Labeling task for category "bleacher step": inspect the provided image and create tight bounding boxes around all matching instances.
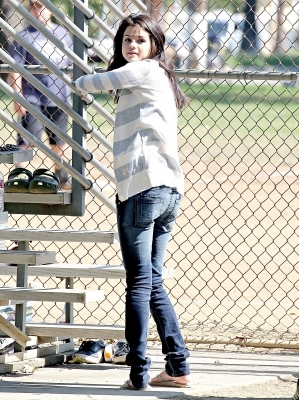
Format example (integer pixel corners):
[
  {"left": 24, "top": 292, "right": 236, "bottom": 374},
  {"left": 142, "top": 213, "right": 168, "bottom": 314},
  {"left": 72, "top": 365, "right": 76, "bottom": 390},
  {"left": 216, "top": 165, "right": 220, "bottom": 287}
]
[
  {"left": 0, "top": 314, "right": 31, "bottom": 348},
  {"left": 4, "top": 192, "right": 72, "bottom": 205},
  {"left": 0, "top": 342, "right": 74, "bottom": 366},
  {"left": 0, "top": 211, "right": 8, "bottom": 224},
  {"left": 0, "top": 263, "right": 174, "bottom": 280},
  {"left": 0, "top": 250, "right": 55, "bottom": 265},
  {"left": 0, "top": 228, "right": 118, "bottom": 243},
  {"left": 25, "top": 323, "right": 125, "bottom": 340},
  {"left": 0, "top": 287, "right": 104, "bottom": 303},
  {"left": 0, "top": 149, "right": 33, "bottom": 164}
]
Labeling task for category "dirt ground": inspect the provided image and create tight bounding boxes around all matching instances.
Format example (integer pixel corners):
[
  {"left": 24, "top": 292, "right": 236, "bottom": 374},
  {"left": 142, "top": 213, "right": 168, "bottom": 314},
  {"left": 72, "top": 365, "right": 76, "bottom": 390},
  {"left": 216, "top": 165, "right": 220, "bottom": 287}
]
[
  {"left": 166, "top": 378, "right": 296, "bottom": 399},
  {"left": 205, "top": 378, "right": 296, "bottom": 399}
]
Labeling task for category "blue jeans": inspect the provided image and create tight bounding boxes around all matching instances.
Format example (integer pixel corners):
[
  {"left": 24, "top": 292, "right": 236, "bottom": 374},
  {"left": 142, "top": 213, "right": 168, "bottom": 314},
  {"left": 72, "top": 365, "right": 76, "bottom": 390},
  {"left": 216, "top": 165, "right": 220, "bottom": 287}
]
[{"left": 116, "top": 186, "right": 190, "bottom": 388}]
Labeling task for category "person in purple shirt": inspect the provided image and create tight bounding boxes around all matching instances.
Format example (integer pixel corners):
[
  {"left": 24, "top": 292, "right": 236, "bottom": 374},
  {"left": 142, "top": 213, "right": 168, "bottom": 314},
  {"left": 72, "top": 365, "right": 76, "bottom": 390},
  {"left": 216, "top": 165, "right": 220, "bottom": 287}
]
[{"left": 9, "top": 0, "right": 72, "bottom": 189}]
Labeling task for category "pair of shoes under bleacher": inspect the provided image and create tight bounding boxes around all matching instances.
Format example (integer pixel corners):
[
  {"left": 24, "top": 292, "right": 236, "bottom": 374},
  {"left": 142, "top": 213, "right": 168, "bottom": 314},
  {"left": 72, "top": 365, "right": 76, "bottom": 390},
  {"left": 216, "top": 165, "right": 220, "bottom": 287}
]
[
  {"left": 4, "top": 167, "right": 64, "bottom": 194},
  {"left": 69, "top": 339, "right": 129, "bottom": 365}
]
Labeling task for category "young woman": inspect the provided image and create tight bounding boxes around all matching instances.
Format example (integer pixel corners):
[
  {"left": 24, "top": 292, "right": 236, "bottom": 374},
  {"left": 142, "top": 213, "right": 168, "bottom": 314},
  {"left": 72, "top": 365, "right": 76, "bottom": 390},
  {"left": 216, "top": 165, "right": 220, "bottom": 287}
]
[{"left": 75, "top": 13, "right": 191, "bottom": 391}]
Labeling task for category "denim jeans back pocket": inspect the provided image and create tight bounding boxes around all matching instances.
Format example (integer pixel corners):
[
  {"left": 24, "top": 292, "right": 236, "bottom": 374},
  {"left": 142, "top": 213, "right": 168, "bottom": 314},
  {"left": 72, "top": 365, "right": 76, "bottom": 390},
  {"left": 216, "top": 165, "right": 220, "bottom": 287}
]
[
  {"left": 134, "top": 196, "right": 163, "bottom": 228},
  {"left": 162, "top": 198, "right": 181, "bottom": 231}
]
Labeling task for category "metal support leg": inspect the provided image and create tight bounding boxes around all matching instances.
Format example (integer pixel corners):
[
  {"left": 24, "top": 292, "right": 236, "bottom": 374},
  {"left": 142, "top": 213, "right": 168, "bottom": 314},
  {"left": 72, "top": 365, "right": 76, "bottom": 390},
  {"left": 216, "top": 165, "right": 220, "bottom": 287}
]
[
  {"left": 65, "top": 277, "right": 74, "bottom": 324},
  {"left": 65, "top": 277, "right": 74, "bottom": 345},
  {"left": 14, "top": 240, "right": 29, "bottom": 352}
]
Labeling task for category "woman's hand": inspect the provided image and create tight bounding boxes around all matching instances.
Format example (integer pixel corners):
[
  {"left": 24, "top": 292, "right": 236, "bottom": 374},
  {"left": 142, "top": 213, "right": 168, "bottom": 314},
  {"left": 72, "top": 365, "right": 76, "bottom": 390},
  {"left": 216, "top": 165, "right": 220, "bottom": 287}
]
[{"left": 73, "top": 80, "right": 87, "bottom": 101}]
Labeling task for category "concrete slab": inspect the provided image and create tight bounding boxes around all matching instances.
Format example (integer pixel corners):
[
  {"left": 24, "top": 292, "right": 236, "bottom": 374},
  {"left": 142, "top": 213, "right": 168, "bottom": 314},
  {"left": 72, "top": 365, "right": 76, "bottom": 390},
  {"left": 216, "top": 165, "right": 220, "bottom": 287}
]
[{"left": 0, "top": 346, "right": 298, "bottom": 399}]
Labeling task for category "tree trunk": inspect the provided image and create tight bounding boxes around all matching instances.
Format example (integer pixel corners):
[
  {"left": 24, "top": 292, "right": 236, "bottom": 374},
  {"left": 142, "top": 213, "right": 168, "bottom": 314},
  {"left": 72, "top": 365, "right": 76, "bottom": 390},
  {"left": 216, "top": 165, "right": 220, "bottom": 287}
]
[
  {"left": 241, "top": 0, "right": 258, "bottom": 53},
  {"left": 275, "top": 0, "right": 286, "bottom": 52},
  {"left": 187, "top": 0, "right": 208, "bottom": 69}
]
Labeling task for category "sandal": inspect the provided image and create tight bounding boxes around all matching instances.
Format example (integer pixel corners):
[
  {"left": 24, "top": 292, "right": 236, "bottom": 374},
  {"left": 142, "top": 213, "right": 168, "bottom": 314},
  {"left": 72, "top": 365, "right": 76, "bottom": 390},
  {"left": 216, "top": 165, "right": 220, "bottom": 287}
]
[
  {"left": 4, "top": 168, "right": 33, "bottom": 193},
  {"left": 149, "top": 372, "right": 192, "bottom": 388},
  {"left": 121, "top": 380, "right": 151, "bottom": 391},
  {"left": 28, "top": 169, "right": 59, "bottom": 194},
  {"left": 0, "top": 144, "right": 19, "bottom": 152}
]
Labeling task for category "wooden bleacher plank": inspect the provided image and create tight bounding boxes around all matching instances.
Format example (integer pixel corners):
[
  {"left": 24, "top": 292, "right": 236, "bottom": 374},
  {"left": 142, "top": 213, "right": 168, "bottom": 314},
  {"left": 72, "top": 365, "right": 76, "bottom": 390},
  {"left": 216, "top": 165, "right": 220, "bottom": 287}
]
[
  {"left": 0, "top": 264, "right": 175, "bottom": 279},
  {"left": 0, "top": 341, "right": 74, "bottom": 364},
  {"left": 0, "top": 287, "right": 104, "bottom": 303},
  {"left": 0, "top": 314, "right": 31, "bottom": 348},
  {"left": 0, "top": 228, "right": 118, "bottom": 243},
  {"left": 30, "top": 264, "right": 126, "bottom": 279},
  {"left": 0, "top": 149, "right": 33, "bottom": 164},
  {"left": 4, "top": 192, "right": 71, "bottom": 205},
  {"left": 0, "top": 250, "right": 55, "bottom": 265},
  {"left": 26, "top": 323, "right": 125, "bottom": 340},
  {"left": 0, "top": 211, "right": 8, "bottom": 224},
  {"left": 161, "top": 267, "right": 175, "bottom": 280}
]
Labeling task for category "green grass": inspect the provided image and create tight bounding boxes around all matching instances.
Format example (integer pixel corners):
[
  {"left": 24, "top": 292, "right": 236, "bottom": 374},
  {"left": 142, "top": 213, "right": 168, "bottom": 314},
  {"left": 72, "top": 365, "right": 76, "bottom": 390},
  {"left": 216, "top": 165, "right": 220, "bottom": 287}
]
[
  {"left": 1, "top": 79, "right": 299, "bottom": 153},
  {"left": 79, "top": 81, "right": 299, "bottom": 161},
  {"left": 224, "top": 49, "right": 299, "bottom": 69},
  {"left": 178, "top": 81, "right": 299, "bottom": 145}
]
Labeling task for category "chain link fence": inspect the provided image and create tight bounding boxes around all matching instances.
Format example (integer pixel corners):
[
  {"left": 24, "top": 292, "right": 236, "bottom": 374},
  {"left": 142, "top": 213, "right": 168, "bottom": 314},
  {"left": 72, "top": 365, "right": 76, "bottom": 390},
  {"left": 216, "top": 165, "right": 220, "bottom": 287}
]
[{"left": 0, "top": 0, "right": 299, "bottom": 350}]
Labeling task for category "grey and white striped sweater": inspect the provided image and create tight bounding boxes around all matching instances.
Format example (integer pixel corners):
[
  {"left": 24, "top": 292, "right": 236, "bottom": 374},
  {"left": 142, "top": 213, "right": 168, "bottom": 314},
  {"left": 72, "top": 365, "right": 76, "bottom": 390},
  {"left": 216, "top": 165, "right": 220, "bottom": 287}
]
[{"left": 75, "top": 59, "right": 184, "bottom": 201}]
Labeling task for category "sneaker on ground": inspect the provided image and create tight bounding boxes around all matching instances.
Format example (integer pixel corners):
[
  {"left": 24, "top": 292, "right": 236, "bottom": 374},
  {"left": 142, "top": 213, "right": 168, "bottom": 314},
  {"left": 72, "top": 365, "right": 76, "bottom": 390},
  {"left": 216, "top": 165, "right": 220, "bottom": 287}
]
[
  {"left": 69, "top": 339, "right": 106, "bottom": 364},
  {"left": 112, "top": 339, "right": 129, "bottom": 364},
  {"left": 104, "top": 343, "right": 113, "bottom": 362},
  {"left": 0, "top": 338, "right": 14, "bottom": 355}
]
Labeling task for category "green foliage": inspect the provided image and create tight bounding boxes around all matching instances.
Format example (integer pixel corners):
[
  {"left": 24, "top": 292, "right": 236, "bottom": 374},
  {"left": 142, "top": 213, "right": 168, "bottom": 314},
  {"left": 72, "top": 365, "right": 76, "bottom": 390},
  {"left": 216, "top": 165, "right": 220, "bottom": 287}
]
[
  {"left": 209, "top": 0, "right": 244, "bottom": 12},
  {"left": 178, "top": 81, "right": 299, "bottom": 147},
  {"left": 234, "top": 50, "right": 299, "bottom": 69},
  {"left": 79, "top": 80, "right": 299, "bottom": 153}
]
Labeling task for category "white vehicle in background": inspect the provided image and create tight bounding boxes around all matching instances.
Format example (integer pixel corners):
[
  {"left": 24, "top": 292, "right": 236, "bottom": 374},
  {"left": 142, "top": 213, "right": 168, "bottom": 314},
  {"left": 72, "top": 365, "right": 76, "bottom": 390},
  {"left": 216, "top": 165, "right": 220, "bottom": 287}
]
[
  {"left": 206, "top": 8, "right": 277, "bottom": 63},
  {"left": 162, "top": 6, "right": 245, "bottom": 70},
  {"left": 207, "top": 9, "right": 244, "bottom": 55},
  {"left": 206, "top": 9, "right": 244, "bottom": 68}
]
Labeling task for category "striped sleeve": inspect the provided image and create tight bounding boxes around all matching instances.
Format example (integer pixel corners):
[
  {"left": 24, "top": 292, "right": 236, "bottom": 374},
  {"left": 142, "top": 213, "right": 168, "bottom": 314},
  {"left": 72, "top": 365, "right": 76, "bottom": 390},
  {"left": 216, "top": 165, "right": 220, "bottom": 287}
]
[{"left": 75, "top": 60, "right": 151, "bottom": 95}]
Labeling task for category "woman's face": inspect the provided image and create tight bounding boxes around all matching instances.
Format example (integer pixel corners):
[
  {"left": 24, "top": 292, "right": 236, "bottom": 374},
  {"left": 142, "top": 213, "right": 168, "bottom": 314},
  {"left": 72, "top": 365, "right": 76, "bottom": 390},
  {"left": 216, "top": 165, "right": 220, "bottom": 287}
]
[{"left": 122, "top": 25, "right": 152, "bottom": 63}]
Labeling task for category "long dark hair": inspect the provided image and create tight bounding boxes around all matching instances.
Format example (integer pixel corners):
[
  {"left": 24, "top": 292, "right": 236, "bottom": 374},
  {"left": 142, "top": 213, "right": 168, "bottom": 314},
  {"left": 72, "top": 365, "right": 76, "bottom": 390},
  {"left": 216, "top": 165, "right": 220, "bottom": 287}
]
[{"left": 107, "top": 13, "right": 189, "bottom": 109}]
